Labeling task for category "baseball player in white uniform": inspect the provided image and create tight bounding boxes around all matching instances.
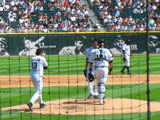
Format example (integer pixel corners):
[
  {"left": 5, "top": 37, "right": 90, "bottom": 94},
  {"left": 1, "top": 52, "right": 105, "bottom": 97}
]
[
  {"left": 84, "top": 38, "right": 99, "bottom": 99},
  {"left": 27, "top": 49, "right": 48, "bottom": 111},
  {"left": 120, "top": 40, "right": 132, "bottom": 75},
  {"left": 88, "top": 39, "right": 113, "bottom": 105}
]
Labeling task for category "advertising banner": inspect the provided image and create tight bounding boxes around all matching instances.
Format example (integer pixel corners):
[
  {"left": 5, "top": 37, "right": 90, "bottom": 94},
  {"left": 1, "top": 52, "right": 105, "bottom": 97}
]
[{"left": 0, "top": 33, "right": 160, "bottom": 56}]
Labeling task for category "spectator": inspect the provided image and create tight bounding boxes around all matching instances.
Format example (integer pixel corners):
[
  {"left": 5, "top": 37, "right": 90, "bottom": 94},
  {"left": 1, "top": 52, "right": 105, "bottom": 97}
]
[
  {"left": 0, "top": 0, "right": 160, "bottom": 32},
  {"left": 88, "top": 0, "right": 160, "bottom": 31}
]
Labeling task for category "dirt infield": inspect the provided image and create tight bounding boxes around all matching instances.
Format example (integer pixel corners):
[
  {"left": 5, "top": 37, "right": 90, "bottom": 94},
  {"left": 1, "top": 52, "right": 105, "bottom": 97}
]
[
  {"left": 0, "top": 75, "right": 160, "bottom": 88},
  {"left": 1, "top": 75, "right": 160, "bottom": 115},
  {"left": 2, "top": 98, "right": 160, "bottom": 115}
]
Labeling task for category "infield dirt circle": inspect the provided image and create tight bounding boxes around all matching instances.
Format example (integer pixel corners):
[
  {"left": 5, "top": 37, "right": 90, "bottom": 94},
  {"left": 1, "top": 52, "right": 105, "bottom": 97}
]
[{"left": 1, "top": 75, "right": 160, "bottom": 115}]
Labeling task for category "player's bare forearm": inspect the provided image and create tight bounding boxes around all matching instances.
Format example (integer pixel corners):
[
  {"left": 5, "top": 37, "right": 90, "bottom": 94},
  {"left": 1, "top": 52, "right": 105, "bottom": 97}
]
[
  {"left": 84, "top": 58, "right": 88, "bottom": 79},
  {"left": 85, "top": 58, "right": 88, "bottom": 70},
  {"left": 109, "top": 61, "right": 113, "bottom": 75},
  {"left": 89, "top": 63, "right": 93, "bottom": 71},
  {"left": 122, "top": 50, "right": 125, "bottom": 57}
]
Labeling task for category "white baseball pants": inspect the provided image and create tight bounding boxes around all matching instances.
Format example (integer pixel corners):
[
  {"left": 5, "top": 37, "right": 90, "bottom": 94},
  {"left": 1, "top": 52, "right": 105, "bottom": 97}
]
[
  {"left": 87, "top": 68, "right": 99, "bottom": 96},
  {"left": 94, "top": 67, "right": 108, "bottom": 103},
  {"left": 30, "top": 75, "right": 43, "bottom": 104},
  {"left": 125, "top": 55, "right": 130, "bottom": 67}
]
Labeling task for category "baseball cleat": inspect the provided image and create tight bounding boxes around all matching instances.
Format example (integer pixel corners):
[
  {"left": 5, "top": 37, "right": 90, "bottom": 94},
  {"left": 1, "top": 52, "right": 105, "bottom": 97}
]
[
  {"left": 27, "top": 102, "right": 33, "bottom": 111},
  {"left": 87, "top": 94, "right": 94, "bottom": 99},
  {"left": 100, "top": 100, "right": 105, "bottom": 105},
  {"left": 120, "top": 70, "right": 124, "bottom": 75},
  {"left": 128, "top": 73, "right": 132, "bottom": 75},
  {"left": 94, "top": 95, "right": 99, "bottom": 99},
  {"left": 40, "top": 103, "right": 47, "bottom": 108}
]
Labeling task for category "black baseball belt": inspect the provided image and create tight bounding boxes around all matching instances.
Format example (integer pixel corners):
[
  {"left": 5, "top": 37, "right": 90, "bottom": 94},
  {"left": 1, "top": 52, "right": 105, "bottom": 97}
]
[{"left": 94, "top": 66, "right": 108, "bottom": 68}]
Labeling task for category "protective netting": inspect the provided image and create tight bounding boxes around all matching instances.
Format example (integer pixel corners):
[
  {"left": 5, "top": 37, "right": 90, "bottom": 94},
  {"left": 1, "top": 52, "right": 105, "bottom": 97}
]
[{"left": 0, "top": 32, "right": 160, "bottom": 120}]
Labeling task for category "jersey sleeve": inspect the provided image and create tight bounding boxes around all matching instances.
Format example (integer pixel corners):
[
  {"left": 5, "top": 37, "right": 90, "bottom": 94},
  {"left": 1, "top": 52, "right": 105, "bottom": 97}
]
[
  {"left": 122, "top": 44, "right": 126, "bottom": 51},
  {"left": 88, "top": 50, "right": 95, "bottom": 63},
  {"left": 107, "top": 49, "right": 113, "bottom": 62},
  {"left": 42, "top": 57, "right": 48, "bottom": 67},
  {"left": 85, "top": 48, "right": 89, "bottom": 58}
]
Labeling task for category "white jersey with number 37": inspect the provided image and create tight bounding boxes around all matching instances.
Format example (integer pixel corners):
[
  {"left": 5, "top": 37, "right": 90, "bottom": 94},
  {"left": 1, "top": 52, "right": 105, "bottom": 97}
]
[
  {"left": 31, "top": 56, "right": 48, "bottom": 77},
  {"left": 89, "top": 48, "right": 113, "bottom": 67}
]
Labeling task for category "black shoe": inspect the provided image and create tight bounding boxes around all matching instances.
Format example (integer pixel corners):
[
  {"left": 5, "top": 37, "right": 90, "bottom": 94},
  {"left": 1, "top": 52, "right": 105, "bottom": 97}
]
[
  {"left": 94, "top": 95, "right": 99, "bottom": 99},
  {"left": 128, "top": 73, "right": 132, "bottom": 75},
  {"left": 120, "top": 70, "right": 124, "bottom": 74},
  {"left": 100, "top": 97, "right": 105, "bottom": 105},
  {"left": 27, "top": 102, "right": 33, "bottom": 111},
  {"left": 87, "top": 94, "right": 94, "bottom": 99},
  {"left": 40, "top": 103, "right": 47, "bottom": 108}
]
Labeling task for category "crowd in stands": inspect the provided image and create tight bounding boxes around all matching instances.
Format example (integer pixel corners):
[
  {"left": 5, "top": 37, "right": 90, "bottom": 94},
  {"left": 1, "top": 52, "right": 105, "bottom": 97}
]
[
  {"left": 0, "top": 0, "right": 94, "bottom": 33},
  {"left": 0, "top": 0, "right": 160, "bottom": 32},
  {"left": 88, "top": 0, "right": 160, "bottom": 31}
]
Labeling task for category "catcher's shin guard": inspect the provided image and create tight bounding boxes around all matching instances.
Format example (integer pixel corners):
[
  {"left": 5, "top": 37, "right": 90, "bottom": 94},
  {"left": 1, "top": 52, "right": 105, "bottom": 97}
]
[{"left": 99, "top": 83, "right": 105, "bottom": 104}]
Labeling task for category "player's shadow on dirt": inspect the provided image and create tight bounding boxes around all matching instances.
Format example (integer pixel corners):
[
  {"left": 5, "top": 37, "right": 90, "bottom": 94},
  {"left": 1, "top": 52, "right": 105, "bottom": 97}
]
[
  {"left": 6, "top": 107, "right": 40, "bottom": 113},
  {"left": 63, "top": 100, "right": 99, "bottom": 105}
]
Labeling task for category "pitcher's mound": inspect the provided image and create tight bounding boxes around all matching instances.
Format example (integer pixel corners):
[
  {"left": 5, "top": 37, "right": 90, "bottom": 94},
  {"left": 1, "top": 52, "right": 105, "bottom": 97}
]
[{"left": 2, "top": 98, "right": 160, "bottom": 115}]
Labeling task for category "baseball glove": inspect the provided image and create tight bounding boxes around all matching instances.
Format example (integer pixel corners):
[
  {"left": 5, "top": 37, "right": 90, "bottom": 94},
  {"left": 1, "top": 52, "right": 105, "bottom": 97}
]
[
  {"left": 83, "top": 69, "right": 87, "bottom": 78},
  {"left": 88, "top": 73, "right": 95, "bottom": 82}
]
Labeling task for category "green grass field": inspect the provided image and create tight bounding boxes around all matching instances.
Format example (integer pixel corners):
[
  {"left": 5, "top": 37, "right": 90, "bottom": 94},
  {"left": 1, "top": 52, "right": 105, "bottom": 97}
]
[
  {"left": 1, "top": 84, "right": 160, "bottom": 120},
  {"left": 0, "top": 54, "right": 160, "bottom": 75},
  {"left": 0, "top": 54, "right": 160, "bottom": 120}
]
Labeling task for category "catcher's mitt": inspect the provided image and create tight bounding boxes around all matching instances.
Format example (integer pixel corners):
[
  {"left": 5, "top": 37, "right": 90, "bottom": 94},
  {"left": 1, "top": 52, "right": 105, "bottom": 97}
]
[
  {"left": 88, "top": 73, "right": 95, "bottom": 82},
  {"left": 83, "top": 69, "right": 87, "bottom": 78}
]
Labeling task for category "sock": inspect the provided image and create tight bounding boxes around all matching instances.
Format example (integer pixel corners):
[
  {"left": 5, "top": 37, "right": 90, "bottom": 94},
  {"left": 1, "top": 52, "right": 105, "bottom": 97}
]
[
  {"left": 127, "top": 67, "right": 130, "bottom": 73},
  {"left": 121, "top": 66, "right": 126, "bottom": 72}
]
